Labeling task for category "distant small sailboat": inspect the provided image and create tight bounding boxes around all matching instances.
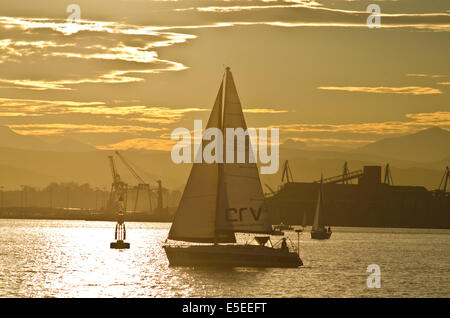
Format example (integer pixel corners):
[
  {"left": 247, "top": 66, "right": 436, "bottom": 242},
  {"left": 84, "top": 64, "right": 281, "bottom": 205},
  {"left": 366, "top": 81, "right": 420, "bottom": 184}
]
[
  {"left": 311, "top": 175, "right": 332, "bottom": 240},
  {"left": 163, "top": 67, "right": 302, "bottom": 268}
]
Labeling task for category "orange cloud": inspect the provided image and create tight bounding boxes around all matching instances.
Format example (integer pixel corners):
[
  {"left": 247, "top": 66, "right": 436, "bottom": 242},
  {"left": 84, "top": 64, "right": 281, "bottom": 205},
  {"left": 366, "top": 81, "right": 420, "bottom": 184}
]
[
  {"left": 97, "top": 138, "right": 176, "bottom": 151},
  {"left": 0, "top": 97, "right": 208, "bottom": 126},
  {"left": 286, "top": 137, "right": 375, "bottom": 147},
  {"left": 317, "top": 86, "right": 442, "bottom": 95},
  {"left": 407, "top": 73, "right": 448, "bottom": 78},
  {"left": 405, "top": 112, "right": 450, "bottom": 123},
  {"left": 8, "top": 124, "right": 164, "bottom": 136},
  {"left": 244, "top": 108, "right": 290, "bottom": 114},
  {"left": 274, "top": 111, "right": 450, "bottom": 135},
  {"left": 0, "top": 17, "right": 193, "bottom": 91}
]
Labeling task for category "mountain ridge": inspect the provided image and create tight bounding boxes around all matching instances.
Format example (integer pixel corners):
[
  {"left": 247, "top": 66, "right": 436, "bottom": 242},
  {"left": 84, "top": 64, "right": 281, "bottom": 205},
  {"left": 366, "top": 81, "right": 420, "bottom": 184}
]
[{"left": 357, "top": 127, "right": 450, "bottom": 162}]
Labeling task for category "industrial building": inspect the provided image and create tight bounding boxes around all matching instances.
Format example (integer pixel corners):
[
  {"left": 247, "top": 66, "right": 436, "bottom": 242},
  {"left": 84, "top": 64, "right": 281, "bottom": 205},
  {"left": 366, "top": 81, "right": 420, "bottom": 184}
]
[{"left": 266, "top": 164, "right": 450, "bottom": 229}]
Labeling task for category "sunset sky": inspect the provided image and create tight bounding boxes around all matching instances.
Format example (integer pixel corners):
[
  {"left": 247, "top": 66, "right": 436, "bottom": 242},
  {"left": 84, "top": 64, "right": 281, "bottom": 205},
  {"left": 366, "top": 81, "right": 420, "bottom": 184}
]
[{"left": 0, "top": 0, "right": 449, "bottom": 151}]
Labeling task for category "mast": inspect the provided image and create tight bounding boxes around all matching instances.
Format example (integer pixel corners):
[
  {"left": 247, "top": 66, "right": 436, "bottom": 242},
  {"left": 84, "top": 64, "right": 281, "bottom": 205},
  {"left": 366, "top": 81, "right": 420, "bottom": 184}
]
[{"left": 214, "top": 70, "right": 228, "bottom": 242}]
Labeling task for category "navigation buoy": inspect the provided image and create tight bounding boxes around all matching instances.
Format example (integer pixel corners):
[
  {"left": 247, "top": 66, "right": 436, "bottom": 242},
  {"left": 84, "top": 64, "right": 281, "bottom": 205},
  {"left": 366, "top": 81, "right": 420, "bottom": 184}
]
[
  {"left": 110, "top": 240, "right": 130, "bottom": 249},
  {"left": 110, "top": 211, "right": 130, "bottom": 249}
]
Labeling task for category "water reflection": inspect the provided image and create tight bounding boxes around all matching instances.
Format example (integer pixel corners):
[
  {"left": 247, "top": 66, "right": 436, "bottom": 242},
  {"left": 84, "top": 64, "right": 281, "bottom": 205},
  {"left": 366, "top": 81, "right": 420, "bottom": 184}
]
[{"left": 0, "top": 220, "right": 449, "bottom": 297}]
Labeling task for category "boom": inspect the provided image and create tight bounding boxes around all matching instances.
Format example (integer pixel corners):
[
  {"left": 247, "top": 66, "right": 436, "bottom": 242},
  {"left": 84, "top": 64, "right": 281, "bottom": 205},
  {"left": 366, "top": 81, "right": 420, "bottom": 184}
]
[
  {"left": 114, "top": 151, "right": 153, "bottom": 213},
  {"left": 109, "top": 156, "right": 121, "bottom": 184}
]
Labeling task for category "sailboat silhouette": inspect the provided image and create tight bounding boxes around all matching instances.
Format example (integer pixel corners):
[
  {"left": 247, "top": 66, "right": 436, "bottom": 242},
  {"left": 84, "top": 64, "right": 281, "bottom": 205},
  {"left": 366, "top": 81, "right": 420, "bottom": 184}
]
[
  {"left": 163, "top": 67, "right": 302, "bottom": 267},
  {"left": 311, "top": 175, "right": 332, "bottom": 240}
]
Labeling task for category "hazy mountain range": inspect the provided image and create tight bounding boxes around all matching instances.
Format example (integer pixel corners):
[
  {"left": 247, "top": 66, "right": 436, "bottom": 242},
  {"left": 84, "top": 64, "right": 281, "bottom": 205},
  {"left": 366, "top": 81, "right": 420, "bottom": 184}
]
[
  {"left": 0, "top": 126, "right": 448, "bottom": 191},
  {"left": 357, "top": 127, "right": 450, "bottom": 162}
]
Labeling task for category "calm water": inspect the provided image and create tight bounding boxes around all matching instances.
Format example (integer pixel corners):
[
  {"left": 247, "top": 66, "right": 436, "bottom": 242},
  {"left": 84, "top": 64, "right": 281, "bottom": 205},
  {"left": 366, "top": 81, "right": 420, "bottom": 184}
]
[{"left": 0, "top": 219, "right": 449, "bottom": 298}]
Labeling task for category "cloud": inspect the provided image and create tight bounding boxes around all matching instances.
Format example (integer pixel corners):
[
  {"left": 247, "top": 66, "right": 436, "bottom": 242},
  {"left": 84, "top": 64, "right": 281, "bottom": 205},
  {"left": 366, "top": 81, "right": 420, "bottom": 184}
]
[
  {"left": 0, "top": 112, "right": 40, "bottom": 117},
  {"left": 286, "top": 137, "right": 375, "bottom": 147},
  {"left": 96, "top": 111, "right": 450, "bottom": 151},
  {"left": 274, "top": 111, "right": 450, "bottom": 136},
  {"left": 0, "top": 97, "right": 104, "bottom": 111},
  {"left": 97, "top": 137, "right": 176, "bottom": 151},
  {"left": 0, "top": 97, "right": 208, "bottom": 126},
  {"left": 404, "top": 111, "right": 450, "bottom": 124},
  {"left": 169, "top": 2, "right": 450, "bottom": 31},
  {"left": 407, "top": 73, "right": 448, "bottom": 78},
  {"left": 7, "top": 124, "right": 164, "bottom": 136},
  {"left": 317, "top": 86, "right": 442, "bottom": 95},
  {"left": 177, "top": 3, "right": 322, "bottom": 13},
  {"left": 244, "top": 108, "right": 290, "bottom": 114},
  {"left": 0, "top": 17, "right": 194, "bottom": 90},
  {"left": 62, "top": 105, "right": 208, "bottom": 120}
]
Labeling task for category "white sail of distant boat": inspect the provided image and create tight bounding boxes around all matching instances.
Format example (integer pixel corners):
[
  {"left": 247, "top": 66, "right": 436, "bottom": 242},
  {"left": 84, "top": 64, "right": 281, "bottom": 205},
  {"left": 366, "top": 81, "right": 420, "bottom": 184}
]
[
  {"left": 312, "top": 175, "right": 325, "bottom": 232},
  {"left": 310, "top": 174, "right": 331, "bottom": 239},
  {"left": 168, "top": 67, "right": 272, "bottom": 243}
]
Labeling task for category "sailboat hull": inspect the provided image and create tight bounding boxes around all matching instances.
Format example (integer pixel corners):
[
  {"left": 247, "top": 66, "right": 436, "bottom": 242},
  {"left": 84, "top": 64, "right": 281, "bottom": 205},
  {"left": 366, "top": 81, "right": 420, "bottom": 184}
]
[
  {"left": 311, "top": 230, "right": 332, "bottom": 240},
  {"left": 164, "top": 245, "right": 302, "bottom": 268}
]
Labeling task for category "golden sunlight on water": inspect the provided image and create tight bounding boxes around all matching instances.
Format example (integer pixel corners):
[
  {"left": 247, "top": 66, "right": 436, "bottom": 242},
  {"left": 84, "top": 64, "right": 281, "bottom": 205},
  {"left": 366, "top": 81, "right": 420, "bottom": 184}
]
[{"left": 0, "top": 219, "right": 449, "bottom": 297}]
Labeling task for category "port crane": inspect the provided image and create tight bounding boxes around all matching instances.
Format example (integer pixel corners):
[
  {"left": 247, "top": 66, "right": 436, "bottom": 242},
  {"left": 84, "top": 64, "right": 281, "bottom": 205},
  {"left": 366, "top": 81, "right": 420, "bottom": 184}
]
[
  {"left": 108, "top": 155, "right": 128, "bottom": 209},
  {"left": 435, "top": 166, "right": 449, "bottom": 194},
  {"left": 440, "top": 166, "right": 450, "bottom": 192},
  {"left": 342, "top": 162, "right": 351, "bottom": 184},
  {"left": 115, "top": 151, "right": 152, "bottom": 213},
  {"left": 383, "top": 163, "right": 394, "bottom": 185}
]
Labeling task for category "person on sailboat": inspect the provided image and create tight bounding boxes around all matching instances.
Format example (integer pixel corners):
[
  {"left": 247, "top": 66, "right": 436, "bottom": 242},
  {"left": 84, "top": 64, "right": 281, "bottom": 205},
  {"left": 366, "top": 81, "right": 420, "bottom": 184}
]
[{"left": 281, "top": 238, "right": 289, "bottom": 252}]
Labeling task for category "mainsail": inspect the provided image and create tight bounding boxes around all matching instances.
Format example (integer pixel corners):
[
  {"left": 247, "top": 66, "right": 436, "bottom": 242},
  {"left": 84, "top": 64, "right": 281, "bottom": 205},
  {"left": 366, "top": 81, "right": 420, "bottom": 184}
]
[
  {"left": 312, "top": 175, "right": 325, "bottom": 231},
  {"left": 168, "top": 82, "right": 235, "bottom": 243},
  {"left": 168, "top": 67, "right": 272, "bottom": 243}
]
